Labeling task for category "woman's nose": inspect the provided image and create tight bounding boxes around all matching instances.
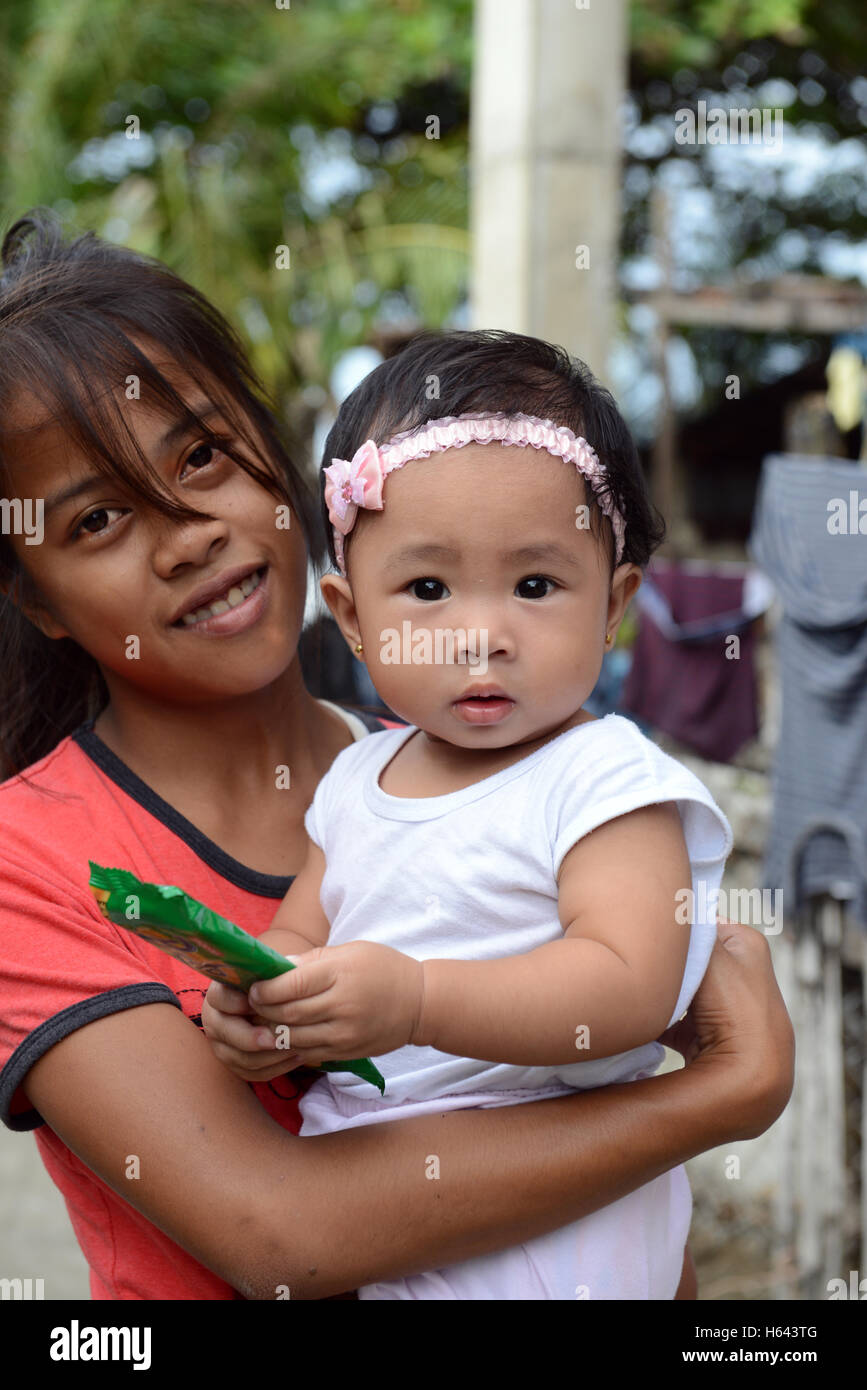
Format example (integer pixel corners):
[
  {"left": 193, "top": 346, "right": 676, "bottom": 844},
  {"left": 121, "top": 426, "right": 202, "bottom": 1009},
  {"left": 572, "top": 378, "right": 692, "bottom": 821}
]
[{"left": 151, "top": 512, "right": 230, "bottom": 577}]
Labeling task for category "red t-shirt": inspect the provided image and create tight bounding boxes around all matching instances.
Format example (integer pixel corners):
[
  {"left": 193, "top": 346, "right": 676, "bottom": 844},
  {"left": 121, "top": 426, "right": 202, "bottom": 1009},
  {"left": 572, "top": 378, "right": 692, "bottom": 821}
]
[{"left": 0, "top": 709, "right": 395, "bottom": 1300}]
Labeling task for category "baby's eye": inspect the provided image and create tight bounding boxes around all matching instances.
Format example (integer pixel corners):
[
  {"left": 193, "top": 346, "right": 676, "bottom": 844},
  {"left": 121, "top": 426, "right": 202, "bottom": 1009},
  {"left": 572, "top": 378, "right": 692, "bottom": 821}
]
[
  {"left": 75, "top": 507, "right": 126, "bottom": 538},
  {"left": 516, "top": 575, "right": 556, "bottom": 599},
  {"left": 409, "top": 577, "right": 449, "bottom": 601}
]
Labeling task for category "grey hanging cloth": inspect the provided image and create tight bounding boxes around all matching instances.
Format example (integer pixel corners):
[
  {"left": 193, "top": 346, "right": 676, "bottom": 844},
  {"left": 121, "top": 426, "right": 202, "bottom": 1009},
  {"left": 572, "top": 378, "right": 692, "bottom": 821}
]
[{"left": 749, "top": 454, "right": 867, "bottom": 928}]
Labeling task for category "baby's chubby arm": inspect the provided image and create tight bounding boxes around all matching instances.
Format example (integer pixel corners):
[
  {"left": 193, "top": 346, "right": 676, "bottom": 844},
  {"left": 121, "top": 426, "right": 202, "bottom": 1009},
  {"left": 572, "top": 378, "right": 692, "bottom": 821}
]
[
  {"left": 414, "top": 801, "right": 693, "bottom": 1065},
  {"left": 262, "top": 836, "right": 332, "bottom": 959}
]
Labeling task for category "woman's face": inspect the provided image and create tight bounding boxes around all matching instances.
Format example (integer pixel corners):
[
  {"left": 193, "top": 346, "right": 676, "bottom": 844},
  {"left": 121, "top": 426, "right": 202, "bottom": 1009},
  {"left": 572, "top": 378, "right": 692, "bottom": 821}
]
[{"left": 2, "top": 356, "right": 309, "bottom": 707}]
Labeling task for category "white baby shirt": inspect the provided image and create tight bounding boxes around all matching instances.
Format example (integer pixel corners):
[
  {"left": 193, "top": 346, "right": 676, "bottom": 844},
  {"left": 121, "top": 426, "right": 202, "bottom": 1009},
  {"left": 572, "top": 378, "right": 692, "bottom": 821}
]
[{"left": 303, "top": 713, "right": 732, "bottom": 1106}]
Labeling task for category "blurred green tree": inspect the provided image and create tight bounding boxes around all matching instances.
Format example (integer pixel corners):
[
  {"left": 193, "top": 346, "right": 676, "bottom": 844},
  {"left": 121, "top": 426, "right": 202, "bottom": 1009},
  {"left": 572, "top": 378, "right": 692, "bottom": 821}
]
[
  {"left": 0, "top": 0, "right": 472, "bottom": 435},
  {"left": 626, "top": 0, "right": 867, "bottom": 427}
]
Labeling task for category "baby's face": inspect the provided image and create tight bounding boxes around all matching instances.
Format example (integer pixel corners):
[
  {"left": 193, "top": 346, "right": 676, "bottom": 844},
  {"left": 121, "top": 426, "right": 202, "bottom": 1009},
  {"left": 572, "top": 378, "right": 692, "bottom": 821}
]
[{"left": 330, "top": 444, "right": 640, "bottom": 750}]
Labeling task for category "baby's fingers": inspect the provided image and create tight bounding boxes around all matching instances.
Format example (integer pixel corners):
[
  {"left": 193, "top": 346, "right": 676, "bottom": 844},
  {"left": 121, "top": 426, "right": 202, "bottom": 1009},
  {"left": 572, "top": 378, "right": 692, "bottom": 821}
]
[{"left": 248, "top": 952, "right": 331, "bottom": 1008}]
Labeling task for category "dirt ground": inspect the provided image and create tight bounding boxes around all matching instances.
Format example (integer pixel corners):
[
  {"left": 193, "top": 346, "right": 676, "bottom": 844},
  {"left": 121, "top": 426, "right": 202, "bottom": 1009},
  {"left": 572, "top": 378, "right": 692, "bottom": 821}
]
[{"left": 0, "top": 1128, "right": 90, "bottom": 1298}]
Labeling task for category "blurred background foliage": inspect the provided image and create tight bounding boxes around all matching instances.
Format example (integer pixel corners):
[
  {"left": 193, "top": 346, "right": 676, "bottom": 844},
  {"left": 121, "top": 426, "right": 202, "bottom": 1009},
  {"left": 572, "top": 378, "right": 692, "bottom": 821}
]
[
  {"left": 625, "top": 0, "right": 867, "bottom": 437},
  {"left": 0, "top": 0, "right": 474, "bottom": 439},
  {"left": 1, "top": 0, "right": 866, "bottom": 444}
]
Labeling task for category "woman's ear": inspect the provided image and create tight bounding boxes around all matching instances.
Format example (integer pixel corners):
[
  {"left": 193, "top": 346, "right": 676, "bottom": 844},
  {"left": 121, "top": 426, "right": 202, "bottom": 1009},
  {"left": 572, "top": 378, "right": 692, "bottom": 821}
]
[
  {"left": 0, "top": 572, "right": 70, "bottom": 640},
  {"left": 28, "top": 608, "right": 71, "bottom": 640},
  {"left": 319, "top": 573, "right": 363, "bottom": 657}
]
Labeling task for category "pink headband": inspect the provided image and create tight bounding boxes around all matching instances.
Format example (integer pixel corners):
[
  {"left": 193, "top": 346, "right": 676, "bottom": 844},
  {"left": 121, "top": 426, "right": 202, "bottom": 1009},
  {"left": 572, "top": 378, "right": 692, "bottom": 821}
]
[{"left": 323, "top": 411, "right": 626, "bottom": 574}]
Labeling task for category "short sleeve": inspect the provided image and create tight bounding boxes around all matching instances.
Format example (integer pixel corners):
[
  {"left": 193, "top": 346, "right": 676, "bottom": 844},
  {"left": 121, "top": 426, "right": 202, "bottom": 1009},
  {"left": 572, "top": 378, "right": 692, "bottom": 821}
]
[
  {"left": 546, "top": 718, "right": 732, "bottom": 880},
  {"left": 543, "top": 718, "right": 733, "bottom": 1030},
  {"left": 0, "top": 847, "right": 181, "bottom": 1131}
]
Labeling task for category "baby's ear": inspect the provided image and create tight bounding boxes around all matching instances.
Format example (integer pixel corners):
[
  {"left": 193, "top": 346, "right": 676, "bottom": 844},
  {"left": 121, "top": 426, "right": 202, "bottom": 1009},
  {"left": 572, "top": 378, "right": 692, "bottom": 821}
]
[
  {"left": 621, "top": 564, "right": 642, "bottom": 602},
  {"left": 607, "top": 562, "right": 642, "bottom": 629},
  {"left": 319, "top": 572, "right": 362, "bottom": 655}
]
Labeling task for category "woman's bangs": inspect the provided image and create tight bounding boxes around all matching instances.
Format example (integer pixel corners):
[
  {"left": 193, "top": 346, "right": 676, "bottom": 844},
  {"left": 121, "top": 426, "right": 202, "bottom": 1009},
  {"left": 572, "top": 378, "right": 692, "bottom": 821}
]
[{"left": 11, "top": 326, "right": 289, "bottom": 523}]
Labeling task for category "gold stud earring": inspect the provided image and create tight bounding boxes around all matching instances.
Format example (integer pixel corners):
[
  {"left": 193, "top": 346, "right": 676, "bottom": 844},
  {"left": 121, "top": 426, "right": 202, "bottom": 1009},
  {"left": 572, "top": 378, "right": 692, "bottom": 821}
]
[
  {"left": 355, "top": 643, "right": 363, "bottom": 654},
  {"left": 605, "top": 632, "right": 613, "bottom": 646}
]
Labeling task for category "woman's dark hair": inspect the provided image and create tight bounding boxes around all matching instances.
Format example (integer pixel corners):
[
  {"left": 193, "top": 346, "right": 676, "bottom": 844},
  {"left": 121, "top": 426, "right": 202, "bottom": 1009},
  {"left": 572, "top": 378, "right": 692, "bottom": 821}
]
[
  {"left": 0, "top": 208, "right": 323, "bottom": 779},
  {"left": 321, "top": 328, "right": 665, "bottom": 574}
]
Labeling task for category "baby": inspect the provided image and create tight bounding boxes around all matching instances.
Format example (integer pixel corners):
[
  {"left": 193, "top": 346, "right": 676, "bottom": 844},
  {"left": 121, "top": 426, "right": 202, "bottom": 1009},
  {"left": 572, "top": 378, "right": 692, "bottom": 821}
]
[{"left": 207, "top": 329, "right": 732, "bottom": 1299}]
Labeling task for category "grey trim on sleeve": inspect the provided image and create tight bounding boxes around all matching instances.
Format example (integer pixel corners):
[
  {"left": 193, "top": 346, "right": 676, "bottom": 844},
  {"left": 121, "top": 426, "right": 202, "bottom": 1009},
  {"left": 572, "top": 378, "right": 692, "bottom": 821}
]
[{"left": 1, "top": 984, "right": 183, "bottom": 1132}]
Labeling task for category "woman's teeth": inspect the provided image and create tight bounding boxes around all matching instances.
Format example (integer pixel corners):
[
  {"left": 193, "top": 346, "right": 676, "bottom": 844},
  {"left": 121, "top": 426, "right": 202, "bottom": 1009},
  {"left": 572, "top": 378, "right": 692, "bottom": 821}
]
[{"left": 180, "top": 569, "right": 263, "bottom": 625}]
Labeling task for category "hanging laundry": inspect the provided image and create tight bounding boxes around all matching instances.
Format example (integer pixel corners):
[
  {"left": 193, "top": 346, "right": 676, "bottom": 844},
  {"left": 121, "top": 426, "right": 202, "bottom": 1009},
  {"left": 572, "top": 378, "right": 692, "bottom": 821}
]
[
  {"left": 826, "top": 346, "right": 865, "bottom": 435},
  {"left": 749, "top": 453, "right": 867, "bottom": 929},
  {"left": 826, "top": 329, "right": 867, "bottom": 461},
  {"left": 620, "top": 559, "right": 771, "bottom": 764}
]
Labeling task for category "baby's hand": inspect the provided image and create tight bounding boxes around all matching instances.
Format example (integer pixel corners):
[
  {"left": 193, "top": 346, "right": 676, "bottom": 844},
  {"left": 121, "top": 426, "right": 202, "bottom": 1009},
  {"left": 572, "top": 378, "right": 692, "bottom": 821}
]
[
  {"left": 201, "top": 979, "right": 306, "bottom": 1084},
  {"left": 247, "top": 941, "right": 425, "bottom": 1066}
]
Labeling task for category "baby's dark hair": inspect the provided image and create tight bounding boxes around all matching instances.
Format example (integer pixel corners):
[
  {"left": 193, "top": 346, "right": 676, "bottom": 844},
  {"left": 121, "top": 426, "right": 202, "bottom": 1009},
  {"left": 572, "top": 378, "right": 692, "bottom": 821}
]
[{"left": 321, "top": 329, "right": 665, "bottom": 572}]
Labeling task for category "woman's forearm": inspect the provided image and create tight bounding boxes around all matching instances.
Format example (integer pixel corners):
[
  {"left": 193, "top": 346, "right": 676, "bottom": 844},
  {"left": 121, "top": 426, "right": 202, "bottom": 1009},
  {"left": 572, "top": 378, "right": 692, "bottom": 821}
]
[
  {"left": 265, "top": 1057, "right": 740, "bottom": 1299},
  {"left": 24, "top": 927, "right": 787, "bottom": 1302}
]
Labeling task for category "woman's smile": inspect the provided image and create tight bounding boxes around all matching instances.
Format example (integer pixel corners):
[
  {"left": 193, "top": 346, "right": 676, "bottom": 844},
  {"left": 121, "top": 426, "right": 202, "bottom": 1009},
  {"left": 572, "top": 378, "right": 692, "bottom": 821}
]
[{"left": 170, "top": 563, "right": 270, "bottom": 636}]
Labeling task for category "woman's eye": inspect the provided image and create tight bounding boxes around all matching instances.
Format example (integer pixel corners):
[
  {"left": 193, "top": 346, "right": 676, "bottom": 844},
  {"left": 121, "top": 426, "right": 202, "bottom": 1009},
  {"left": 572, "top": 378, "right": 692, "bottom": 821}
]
[
  {"left": 409, "top": 577, "right": 449, "bottom": 601},
  {"left": 182, "top": 441, "right": 223, "bottom": 475},
  {"left": 516, "top": 575, "right": 555, "bottom": 599},
  {"left": 75, "top": 507, "right": 125, "bottom": 537}
]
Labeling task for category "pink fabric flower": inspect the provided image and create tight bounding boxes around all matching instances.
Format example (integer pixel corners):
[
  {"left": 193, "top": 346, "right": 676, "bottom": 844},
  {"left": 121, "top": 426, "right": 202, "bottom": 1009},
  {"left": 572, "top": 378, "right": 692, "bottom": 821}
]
[{"left": 323, "top": 439, "right": 385, "bottom": 536}]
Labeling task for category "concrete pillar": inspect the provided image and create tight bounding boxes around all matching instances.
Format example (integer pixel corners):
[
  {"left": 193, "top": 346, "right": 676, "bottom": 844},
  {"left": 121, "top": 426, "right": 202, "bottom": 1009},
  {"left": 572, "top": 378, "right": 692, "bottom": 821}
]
[{"left": 470, "top": 0, "right": 627, "bottom": 386}]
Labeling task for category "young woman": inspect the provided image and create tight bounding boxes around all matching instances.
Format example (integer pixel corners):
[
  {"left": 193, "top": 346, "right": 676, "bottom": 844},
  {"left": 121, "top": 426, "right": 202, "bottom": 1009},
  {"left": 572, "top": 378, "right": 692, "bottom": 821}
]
[{"left": 0, "top": 211, "right": 794, "bottom": 1300}]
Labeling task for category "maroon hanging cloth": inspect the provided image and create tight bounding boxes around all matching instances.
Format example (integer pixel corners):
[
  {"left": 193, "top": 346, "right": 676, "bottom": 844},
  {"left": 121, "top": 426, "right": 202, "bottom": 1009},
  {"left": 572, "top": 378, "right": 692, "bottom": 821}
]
[{"left": 620, "top": 562, "right": 761, "bottom": 764}]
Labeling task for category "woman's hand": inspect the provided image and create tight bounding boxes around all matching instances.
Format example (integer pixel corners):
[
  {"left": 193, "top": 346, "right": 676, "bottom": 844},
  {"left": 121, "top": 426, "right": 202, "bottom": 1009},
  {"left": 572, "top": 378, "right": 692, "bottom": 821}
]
[
  {"left": 657, "top": 918, "right": 795, "bottom": 1140},
  {"left": 201, "top": 980, "right": 307, "bottom": 1084}
]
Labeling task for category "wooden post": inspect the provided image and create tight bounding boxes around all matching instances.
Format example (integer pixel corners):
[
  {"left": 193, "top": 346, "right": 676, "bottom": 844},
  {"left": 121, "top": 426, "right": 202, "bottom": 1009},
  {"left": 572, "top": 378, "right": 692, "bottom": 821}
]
[
  {"left": 470, "top": 0, "right": 627, "bottom": 386},
  {"left": 650, "top": 187, "right": 679, "bottom": 549},
  {"left": 820, "top": 897, "right": 845, "bottom": 1283},
  {"left": 862, "top": 936, "right": 867, "bottom": 1278},
  {"left": 772, "top": 927, "right": 797, "bottom": 1297},
  {"left": 795, "top": 909, "right": 823, "bottom": 1295}
]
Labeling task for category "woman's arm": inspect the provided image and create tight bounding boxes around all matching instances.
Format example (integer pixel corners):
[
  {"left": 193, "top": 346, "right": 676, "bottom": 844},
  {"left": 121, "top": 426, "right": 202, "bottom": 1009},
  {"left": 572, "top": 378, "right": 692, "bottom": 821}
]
[{"left": 24, "top": 920, "right": 792, "bottom": 1300}]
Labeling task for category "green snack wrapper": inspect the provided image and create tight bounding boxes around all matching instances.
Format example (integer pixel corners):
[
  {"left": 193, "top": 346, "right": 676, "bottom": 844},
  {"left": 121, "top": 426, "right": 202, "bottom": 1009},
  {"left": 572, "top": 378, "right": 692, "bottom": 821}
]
[{"left": 88, "top": 861, "right": 385, "bottom": 1095}]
